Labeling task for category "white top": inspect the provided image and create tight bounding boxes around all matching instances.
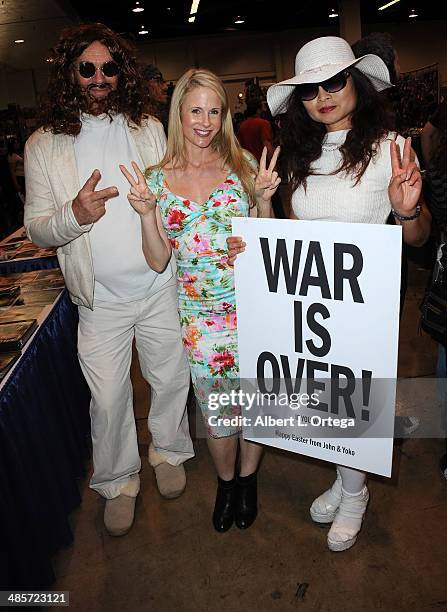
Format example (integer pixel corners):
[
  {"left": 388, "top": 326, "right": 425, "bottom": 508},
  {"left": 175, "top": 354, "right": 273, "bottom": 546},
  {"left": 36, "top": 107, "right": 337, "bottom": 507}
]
[
  {"left": 74, "top": 113, "right": 163, "bottom": 302},
  {"left": 292, "top": 130, "right": 407, "bottom": 224}
]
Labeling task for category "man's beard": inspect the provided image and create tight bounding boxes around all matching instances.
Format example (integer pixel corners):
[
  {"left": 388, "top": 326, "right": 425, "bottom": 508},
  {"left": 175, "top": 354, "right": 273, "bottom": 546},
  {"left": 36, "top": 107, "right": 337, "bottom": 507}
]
[{"left": 82, "top": 83, "right": 117, "bottom": 116}]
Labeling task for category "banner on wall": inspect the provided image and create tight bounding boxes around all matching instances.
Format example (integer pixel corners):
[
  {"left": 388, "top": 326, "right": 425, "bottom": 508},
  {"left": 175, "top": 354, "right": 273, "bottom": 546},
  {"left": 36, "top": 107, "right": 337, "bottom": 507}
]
[{"left": 231, "top": 217, "right": 402, "bottom": 477}]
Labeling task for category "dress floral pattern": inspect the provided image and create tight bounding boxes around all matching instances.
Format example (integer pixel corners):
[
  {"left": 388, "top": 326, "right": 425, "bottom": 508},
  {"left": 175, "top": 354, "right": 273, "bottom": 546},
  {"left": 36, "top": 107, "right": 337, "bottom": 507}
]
[{"left": 146, "top": 168, "right": 249, "bottom": 437}]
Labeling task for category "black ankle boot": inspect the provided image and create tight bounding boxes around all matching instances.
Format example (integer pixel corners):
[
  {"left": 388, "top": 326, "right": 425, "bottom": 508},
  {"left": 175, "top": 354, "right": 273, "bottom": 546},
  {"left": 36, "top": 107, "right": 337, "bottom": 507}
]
[
  {"left": 235, "top": 472, "right": 258, "bottom": 529},
  {"left": 212, "top": 476, "right": 236, "bottom": 532}
]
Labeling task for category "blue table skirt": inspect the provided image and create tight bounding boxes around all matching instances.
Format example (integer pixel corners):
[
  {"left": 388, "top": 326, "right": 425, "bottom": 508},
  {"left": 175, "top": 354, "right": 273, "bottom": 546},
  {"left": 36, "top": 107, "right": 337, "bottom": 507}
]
[
  {"left": 0, "top": 255, "right": 59, "bottom": 275},
  {"left": 0, "top": 290, "right": 91, "bottom": 589}
]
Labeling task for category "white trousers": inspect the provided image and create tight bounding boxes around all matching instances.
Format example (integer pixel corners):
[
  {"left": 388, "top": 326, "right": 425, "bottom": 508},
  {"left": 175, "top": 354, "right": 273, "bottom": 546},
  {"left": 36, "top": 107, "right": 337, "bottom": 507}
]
[{"left": 77, "top": 282, "right": 194, "bottom": 499}]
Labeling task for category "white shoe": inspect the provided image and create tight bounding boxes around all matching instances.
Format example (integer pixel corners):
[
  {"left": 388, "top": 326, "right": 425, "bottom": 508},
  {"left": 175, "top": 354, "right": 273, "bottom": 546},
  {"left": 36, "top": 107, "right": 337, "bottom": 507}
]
[
  {"left": 327, "top": 485, "right": 369, "bottom": 552},
  {"left": 104, "top": 493, "right": 137, "bottom": 536},
  {"left": 148, "top": 444, "right": 186, "bottom": 499},
  {"left": 310, "top": 468, "right": 342, "bottom": 524},
  {"left": 103, "top": 475, "right": 140, "bottom": 537}
]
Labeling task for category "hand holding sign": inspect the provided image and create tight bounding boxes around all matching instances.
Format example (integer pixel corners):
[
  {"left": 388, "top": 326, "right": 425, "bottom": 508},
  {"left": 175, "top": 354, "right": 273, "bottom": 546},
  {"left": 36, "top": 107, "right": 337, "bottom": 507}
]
[
  {"left": 388, "top": 137, "right": 422, "bottom": 217},
  {"left": 227, "top": 236, "right": 245, "bottom": 266},
  {"left": 120, "top": 161, "right": 157, "bottom": 216},
  {"left": 254, "top": 146, "right": 281, "bottom": 202}
]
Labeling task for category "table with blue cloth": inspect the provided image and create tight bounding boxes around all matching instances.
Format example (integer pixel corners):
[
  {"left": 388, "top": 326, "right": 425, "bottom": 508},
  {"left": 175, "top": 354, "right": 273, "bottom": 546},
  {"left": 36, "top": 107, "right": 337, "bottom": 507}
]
[
  {"left": 0, "top": 226, "right": 58, "bottom": 274},
  {"left": 0, "top": 288, "right": 91, "bottom": 589}
]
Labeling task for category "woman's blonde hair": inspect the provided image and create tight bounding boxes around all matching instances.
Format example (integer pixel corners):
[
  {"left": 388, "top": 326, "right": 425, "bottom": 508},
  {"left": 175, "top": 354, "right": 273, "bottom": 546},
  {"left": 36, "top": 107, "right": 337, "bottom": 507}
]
[{"left": 155, "top": 68, "right": 257, "bottom": 206}]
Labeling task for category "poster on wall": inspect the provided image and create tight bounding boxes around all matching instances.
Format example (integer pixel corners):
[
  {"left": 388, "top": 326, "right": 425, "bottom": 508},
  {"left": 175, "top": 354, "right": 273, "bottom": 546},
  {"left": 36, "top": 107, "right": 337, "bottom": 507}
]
[{"left": 232, "top": 217, "right": 402, "bottom": 477}]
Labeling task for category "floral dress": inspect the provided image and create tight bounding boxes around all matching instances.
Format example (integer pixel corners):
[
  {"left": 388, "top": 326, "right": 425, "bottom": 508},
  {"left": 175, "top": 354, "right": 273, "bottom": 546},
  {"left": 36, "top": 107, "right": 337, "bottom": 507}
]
[{"left": 146, "top": 168, "right": 250, "bottom": 438}]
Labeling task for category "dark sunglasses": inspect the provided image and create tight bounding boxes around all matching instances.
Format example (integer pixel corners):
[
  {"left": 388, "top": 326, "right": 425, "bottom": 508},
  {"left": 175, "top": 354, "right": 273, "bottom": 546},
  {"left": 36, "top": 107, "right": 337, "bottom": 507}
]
[
  {"left": 297, "top": 70, "right": 350, "bottom": 102},
  {"left": 77, "top": 60, "right": 120, "bottom": 79}
]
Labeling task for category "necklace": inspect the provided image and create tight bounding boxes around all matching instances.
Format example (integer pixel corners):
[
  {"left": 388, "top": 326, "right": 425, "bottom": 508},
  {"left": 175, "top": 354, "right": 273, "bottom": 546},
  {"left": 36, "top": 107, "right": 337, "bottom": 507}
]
[{"left": 321, "top": 141, "right": 341, "bottom": 152}]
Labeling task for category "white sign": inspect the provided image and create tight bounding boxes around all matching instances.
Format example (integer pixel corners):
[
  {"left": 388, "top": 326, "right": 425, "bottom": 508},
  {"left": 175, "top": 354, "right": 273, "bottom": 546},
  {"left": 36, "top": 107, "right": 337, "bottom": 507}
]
[{"left": 232, "top": 217, "right": 402, "bottom": 477}]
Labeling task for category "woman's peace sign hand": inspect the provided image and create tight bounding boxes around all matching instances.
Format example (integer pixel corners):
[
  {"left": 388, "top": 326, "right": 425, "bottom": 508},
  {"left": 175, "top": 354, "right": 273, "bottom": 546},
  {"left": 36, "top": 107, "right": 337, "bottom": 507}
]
[
  {"left": 254, "top": 146, "right": 281, "bottom": 202},
  {"left": 119, "top": 161, "right": 157, "bottom": 216},
  {"left": 388, "top": 137, "right": 422, "bottom": 217}
]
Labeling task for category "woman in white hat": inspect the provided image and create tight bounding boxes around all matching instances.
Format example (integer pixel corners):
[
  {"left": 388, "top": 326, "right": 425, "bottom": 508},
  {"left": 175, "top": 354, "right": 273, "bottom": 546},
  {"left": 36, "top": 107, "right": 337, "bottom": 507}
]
[{"left": 228, "top": 36, "right": 431, "bottom": 551}]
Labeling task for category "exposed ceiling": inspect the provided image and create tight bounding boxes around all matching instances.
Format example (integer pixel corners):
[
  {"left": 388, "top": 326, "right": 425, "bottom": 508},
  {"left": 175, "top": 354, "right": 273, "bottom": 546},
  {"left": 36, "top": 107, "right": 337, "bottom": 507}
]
[
  {"left": 0, "top": 0, "right": 75, "bottom": 69},
  {"left": 68, "top": 0, "right": 447, "bottom": 42},
  {"left": 0, "top": 0, "right": 446, "bottom": 70}
]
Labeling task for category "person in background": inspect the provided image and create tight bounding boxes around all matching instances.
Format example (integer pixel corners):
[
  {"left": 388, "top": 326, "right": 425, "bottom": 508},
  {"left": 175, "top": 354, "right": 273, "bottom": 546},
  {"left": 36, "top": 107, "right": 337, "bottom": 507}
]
[
  {"left": 352, "top": 32, "right": 400, "bottom": 86},
  {"left": 352, "top": 31, "right": 404, "bottom": 133},
  {"left": 142, "top": 64, "right": 169, "bottom": 134},
  {"left": 24, "top": 23, "right": 193, "bottom": 537},
  {"left": 7, "top": 138, "right": 25, "bottom": 201},
  {"left": 421, "top": 98, "right": 447, "bottom": 169},
  {"left": 237, "top": 99, "right": 274, "bottom": 163},
  {"left": 120, "top": 68, "right": 280, "bottom": 533},
  {"left": 0, "top": 150, "right": 22, "bottom": 233},
  {"left": 232, "top": 111, "right": 244, "bottom": 135},
  {"left": 228, "top": 36, "right": 430, "bottom": 552},
  {"left": 421, "top": 103, "right": 447, "bottom": 480}
]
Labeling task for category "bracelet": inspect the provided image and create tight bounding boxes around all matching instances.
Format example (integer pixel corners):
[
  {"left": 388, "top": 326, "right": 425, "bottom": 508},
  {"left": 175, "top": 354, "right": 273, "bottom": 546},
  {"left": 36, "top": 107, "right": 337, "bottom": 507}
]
[{"left": 391, "top": 203, "right": 421, "bottom": 221}]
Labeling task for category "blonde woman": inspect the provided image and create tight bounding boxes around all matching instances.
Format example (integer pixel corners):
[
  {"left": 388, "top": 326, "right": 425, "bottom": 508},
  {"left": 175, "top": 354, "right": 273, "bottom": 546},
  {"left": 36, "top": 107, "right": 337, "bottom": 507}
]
[{"left": 121, "top": 68, "right": 280, "bottom": 532}]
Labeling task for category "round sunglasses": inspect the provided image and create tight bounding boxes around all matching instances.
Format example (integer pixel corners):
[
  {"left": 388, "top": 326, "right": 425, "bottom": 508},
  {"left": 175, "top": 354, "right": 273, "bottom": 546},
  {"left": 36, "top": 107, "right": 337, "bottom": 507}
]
[
  {"left": 76, "top": 60, "right": 120, "bottom": 79},
  {"left": 297, "top": 70, "right": 350, "bottom": 102}
]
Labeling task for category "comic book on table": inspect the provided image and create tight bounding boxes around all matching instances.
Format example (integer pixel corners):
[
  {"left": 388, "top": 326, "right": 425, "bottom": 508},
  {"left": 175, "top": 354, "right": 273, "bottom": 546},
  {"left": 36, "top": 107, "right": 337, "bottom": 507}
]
[
  {"left": 0, "top": 286, "right": 20, "bottom": 298},
  {"left": 0, "top": 320, "right": 38, "bottom": 352},
  {"left": 0, "top": 236, "right": 56, "bottom": 262},
  {"left": 0, "top": 351, "right": 21, "bottom": 379},
  {"left": 0, "top": 270, "right": 64, "bottom": 292},
  {"left": 11, "top": 244, "right": 56, "bottom": 260},
  {"left": 0, "top": 305, "right": 45, "bottom": 323},
  {"left": 5, "top": 234, "right": 27, "bottom": 243},
  {"left": 0, "top": 242, "right": 22, "bottom": 261},
  {"left": 0, "top": 286, "right": 21, "bottom": 307},
  {"left": 0, "top": 272, "right": 37, "bottom": 289},
  {"left": 20, "top": 270, "right": 65, "bottom": 292},
  {"left": 13, "top": 289, "right": 62, "bottom": 307}
]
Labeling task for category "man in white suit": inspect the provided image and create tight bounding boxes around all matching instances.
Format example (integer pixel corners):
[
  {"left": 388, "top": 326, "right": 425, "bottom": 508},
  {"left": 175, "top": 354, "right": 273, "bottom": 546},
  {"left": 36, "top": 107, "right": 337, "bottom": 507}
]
[{"left": 24, "top": 23, "right": 193, "bottom": 536}]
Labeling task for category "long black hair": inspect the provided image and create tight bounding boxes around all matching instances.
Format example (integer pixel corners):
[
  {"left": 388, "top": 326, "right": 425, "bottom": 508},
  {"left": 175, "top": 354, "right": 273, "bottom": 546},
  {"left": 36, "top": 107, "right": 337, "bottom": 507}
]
[{"left": 278, "top": 67, "right": 394, "bottom": 190}]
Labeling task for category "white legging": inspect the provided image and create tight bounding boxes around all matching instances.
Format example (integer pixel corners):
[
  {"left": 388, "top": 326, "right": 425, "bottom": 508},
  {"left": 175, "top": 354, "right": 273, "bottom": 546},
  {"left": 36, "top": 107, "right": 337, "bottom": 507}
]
[{"left": 337, "top": 465, "right": 366, "bottom": 494}]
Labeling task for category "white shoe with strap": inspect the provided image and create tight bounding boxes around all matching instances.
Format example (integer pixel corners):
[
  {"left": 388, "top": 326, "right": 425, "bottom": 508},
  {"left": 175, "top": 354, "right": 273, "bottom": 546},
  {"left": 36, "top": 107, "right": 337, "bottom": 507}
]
[
  {"left": 327, "top": 485, "right": 369, "bottom": 552},
  {"left": 310, "top": 468, "right": 342, "bottom": 524}
]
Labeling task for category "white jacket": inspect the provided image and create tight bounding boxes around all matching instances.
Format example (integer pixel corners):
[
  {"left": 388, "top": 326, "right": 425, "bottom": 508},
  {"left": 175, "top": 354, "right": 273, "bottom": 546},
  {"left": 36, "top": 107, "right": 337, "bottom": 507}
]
[{"left": 24, "top": 115, "right": 174, "bottom": 309}]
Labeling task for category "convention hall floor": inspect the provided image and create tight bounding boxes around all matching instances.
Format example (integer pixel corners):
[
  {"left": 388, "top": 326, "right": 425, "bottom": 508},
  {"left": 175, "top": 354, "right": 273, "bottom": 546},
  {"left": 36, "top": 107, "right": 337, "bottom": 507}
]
[{"left": 51, "top": 254, "right": 447, "bottom": 612}]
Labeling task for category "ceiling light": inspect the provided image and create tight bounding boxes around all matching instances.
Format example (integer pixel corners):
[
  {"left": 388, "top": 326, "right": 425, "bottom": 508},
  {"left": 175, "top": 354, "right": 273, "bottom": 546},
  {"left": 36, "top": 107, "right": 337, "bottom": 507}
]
[
  {"left": 138, "top": 25, "right": 149, "bottom": 35},
  {"left": 328, "top": 8, "right": 338, "bottom": 18},
  {"left": 189, "top": 0, "right": 200, "bottom": 23},
  {"left": 234, "top": 16, "right": 245, "bottom": 24},
  {"left": 409, "top": 8, "right": 418, "bottom": 17},
  {"left": 14, "top": 39, "right": 25, "bottom": 44},
  {"left": 378, "top": 0, "right": 400, "bottom": 10},
  {"left": 132, "top": 1, "right": 144, "bottom": 13}
]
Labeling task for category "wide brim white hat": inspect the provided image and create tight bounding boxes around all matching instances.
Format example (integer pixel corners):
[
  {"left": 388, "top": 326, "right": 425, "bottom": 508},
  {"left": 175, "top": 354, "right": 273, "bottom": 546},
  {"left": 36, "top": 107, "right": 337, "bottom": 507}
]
[{"left": 267, "top": 36, "right": 393, "bottom": 116}]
